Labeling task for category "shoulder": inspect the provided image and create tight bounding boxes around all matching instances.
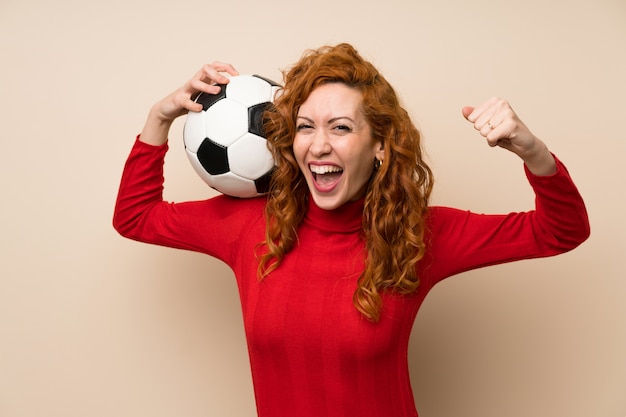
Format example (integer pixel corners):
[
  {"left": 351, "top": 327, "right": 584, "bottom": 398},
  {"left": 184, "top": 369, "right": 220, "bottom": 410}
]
[{"left": 205, "top": 194, "right": 268, "bottom": 222}]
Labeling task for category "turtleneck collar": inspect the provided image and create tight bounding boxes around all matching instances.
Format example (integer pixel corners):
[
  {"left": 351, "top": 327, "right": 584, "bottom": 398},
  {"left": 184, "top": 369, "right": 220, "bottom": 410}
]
[{"left": 303, "top": 194, "right": 365, "bottom": 233}]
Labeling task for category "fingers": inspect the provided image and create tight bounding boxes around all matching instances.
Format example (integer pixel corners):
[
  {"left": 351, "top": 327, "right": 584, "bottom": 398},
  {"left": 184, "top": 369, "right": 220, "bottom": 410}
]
[
  {"left": 465, "top": 97, "right": 507, "bottom": 128},
  {"left": 464, "top": 97, "right": 516, "bottom": 146},
  {"left": 187, "top": 62, "right": 239, "bottom": 94},
  {"left": 462, "top": 97, "right": 542, "bottom": 160},
  {"left": 181, "top": 62, "right": 240, "bottom": 112},
  {"left": 461, "top": 106, "right": 474, "bottom": 120},
  {"left": 152, "top": 61, "right": 239, "bottom": 122},
  {"left": 196, "top": 61, "right": 240, "bottom": 85}
]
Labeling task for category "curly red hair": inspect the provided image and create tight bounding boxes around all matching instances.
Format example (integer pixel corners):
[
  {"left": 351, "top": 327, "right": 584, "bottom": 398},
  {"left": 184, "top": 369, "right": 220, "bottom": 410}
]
[{"left": 258, "top": 43, "right": 433, "bottom": 322}]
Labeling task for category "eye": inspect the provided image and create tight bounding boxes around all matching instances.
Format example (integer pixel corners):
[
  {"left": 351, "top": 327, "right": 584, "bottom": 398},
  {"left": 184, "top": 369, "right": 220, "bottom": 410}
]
[
  {"left": 296, "top": 123, "right": 313, "bottom": 131},
  {"left": 333, "top": 124, "right": 352, "bottom": 133}
]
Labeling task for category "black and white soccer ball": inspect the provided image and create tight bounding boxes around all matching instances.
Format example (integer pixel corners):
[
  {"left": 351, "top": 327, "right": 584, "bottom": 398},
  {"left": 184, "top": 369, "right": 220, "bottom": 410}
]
[{"left": 183, "top": 74, "right": 281, "bottom": 198}]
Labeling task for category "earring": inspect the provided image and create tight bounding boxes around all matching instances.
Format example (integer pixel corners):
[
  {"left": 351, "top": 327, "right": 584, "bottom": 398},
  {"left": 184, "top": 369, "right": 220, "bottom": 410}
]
[{"left": 374, "top": 158, "right": 383, "bottom": 170}]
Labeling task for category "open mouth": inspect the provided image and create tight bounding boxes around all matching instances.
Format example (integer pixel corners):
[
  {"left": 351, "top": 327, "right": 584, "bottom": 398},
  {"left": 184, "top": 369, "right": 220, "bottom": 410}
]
[{"left": 310, "top": 164, "right": 343, "bottom": 188}]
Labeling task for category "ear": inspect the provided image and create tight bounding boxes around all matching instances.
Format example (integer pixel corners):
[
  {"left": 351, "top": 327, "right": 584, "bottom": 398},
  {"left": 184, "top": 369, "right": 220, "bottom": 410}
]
[{"left": 375, "top": 142, "right": 385, "bottom": 162}]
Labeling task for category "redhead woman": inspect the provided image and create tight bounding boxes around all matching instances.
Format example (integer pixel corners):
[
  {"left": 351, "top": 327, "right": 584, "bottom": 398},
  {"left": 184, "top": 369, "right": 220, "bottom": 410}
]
[{"left": 114, "top": 43, "right": 589, "bottom": 417}]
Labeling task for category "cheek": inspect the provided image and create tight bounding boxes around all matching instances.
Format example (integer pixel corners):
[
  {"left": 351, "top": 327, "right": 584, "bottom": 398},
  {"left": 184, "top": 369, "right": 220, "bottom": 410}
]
[
  {"left": 355, "top": 159, "right": 374, "bottom": 180},
  {"left": 353, "top": 145, "right": 378, "bottom": 175},
  {"left": 292, "top": 135, "right": 307, "bottom": 169},
  {"left": 345, "top": 154, "right": 373, "bottom": 187}
]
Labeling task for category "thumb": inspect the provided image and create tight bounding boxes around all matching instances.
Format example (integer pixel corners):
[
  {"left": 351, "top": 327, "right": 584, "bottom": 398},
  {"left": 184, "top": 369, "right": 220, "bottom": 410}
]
[{"left": 461, "top": 106, "right": 474, "bottom": 120}]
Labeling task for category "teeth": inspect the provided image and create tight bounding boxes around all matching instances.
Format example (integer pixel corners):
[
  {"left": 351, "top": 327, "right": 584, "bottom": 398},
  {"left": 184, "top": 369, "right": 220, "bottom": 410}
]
[{"left": 310, "top": 165, "right": 342, "bottom": 174}]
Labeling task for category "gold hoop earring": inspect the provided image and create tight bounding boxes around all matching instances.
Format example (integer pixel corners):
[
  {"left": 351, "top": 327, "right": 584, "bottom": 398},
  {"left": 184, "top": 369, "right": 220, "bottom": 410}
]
[{"left": 374, "top": 158, "right": 383, "bottom": 170}]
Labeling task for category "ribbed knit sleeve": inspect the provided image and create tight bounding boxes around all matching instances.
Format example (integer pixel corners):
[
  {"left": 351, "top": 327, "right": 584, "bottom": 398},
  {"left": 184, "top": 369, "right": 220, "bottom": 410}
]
[
  {"left": 422, "top": 155, "right": 590, "bottom": 285},
  {"left": 112, "top": 137, "right": 266, "bottom": 265}
]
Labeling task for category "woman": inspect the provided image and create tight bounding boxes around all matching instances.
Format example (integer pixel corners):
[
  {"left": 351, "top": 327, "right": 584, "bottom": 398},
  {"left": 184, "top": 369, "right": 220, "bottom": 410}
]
[{"left": 114, "top": 43, "right": 589, "bottom": 417}]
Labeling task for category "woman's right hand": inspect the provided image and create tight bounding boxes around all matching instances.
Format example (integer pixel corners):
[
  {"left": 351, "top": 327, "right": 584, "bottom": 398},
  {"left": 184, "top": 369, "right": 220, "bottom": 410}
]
[{"left": 140, "top": 62, "right": 239, "bottom": 146}]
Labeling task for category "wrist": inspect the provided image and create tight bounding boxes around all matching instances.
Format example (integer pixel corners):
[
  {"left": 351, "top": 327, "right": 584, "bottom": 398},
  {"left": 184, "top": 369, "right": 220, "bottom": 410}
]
[
  {"left": 140, "top": 109, "right": 174, "bottom": 146},
  {"left": 523, "top": 143, "right": 557, "bottom": 176}
]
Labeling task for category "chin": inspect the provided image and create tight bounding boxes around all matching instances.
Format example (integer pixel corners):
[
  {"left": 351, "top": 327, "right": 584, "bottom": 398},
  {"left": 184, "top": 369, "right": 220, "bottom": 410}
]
[{"left": 310, "top": 193, "right": 344, "bottom": 211}]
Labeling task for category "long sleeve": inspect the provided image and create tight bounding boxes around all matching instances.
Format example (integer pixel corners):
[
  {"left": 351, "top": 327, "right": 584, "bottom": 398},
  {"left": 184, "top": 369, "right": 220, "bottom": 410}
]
[
  {"left": 422, "top": 155, "right": 590, "bottom": 285},
  {"left": 113, "top": 137, "right": 169, "bottom": 241},
  {"left": 112, "top": 137, "right": 266, "bottom": 264}
]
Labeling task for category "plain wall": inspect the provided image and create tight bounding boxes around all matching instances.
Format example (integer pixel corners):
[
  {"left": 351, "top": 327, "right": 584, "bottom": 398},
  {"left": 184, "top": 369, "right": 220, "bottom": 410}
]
[{"left": 1, "top": 0, "right": 624, "bottom": 416}]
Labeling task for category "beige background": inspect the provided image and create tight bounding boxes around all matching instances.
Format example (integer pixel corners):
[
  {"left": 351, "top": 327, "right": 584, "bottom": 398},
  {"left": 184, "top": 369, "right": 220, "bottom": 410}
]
[{"left": 1, "top": 0, "right": 624, "bottom": 416}]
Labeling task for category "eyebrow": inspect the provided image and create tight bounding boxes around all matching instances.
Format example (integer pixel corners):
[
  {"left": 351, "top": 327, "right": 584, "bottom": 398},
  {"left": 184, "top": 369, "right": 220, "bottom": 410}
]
[{"left": 296, "top": 116, "right": 356, "bottom": 124}]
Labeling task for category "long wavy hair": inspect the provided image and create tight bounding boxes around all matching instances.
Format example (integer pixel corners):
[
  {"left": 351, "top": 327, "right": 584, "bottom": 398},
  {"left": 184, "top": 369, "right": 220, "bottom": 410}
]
[{"left": 258, "top": 43, "right": 434, "bottom": 322}]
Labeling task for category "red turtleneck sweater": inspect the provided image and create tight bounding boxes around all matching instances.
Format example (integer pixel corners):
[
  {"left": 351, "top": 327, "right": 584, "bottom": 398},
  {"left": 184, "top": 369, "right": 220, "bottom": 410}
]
[{"left": 113, "top": 138, "right": 589, "bottom": 417}]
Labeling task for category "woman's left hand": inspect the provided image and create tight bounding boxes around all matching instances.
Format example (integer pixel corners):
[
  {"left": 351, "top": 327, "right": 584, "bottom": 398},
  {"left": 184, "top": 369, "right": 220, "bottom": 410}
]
[{"left": 462, "top": 97, "right": 557, "bottom": 176}]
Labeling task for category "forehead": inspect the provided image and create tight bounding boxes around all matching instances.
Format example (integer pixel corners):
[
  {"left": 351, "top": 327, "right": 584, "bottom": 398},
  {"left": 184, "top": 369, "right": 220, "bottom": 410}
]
[{"left": 298, "top": 83, "right": 363, "bottom": 117}]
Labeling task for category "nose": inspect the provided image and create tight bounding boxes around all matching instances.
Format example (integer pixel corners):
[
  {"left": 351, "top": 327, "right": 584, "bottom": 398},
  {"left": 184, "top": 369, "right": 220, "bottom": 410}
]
[{"left": 309, "top": 129, "right": 332, "bottom": 157}]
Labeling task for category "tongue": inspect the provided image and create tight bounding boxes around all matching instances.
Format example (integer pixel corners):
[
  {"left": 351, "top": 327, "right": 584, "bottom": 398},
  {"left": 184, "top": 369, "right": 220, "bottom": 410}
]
[{"left": 316, "top": 172, "right": 342, "bottom": 186}]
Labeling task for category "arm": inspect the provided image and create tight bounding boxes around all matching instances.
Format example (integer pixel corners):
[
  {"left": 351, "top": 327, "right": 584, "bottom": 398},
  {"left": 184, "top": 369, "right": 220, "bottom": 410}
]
[
  {"left": 425, "top": 155, "right": 589, "bottom": 284},
  {"left": 112, "top": 63, "right": 246, "bottom": 254},
  {"left": 423, "top": 99, "right": 590, "bottom": 284}
]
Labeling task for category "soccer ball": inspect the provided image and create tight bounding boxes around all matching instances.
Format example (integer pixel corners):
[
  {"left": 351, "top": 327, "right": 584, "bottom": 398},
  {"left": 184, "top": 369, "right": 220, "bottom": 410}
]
[{"left": 183, "top": 74, "right": 281, "bottom": 198}]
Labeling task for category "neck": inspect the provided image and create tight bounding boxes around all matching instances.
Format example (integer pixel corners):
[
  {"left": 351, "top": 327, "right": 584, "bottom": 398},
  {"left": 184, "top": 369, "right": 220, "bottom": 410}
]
[{"left": 304, "top": 195, "right": 364, "bottom": 233}]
